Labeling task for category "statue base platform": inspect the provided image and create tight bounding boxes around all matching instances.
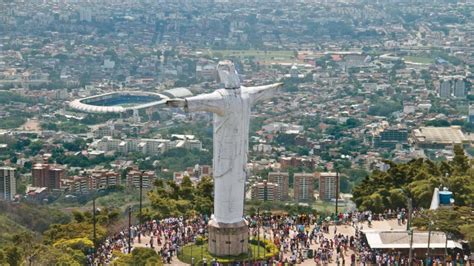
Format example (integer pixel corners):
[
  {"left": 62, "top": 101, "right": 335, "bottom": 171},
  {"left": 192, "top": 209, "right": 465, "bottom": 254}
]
[{"left": 208, "top": 218, "right": 248, "bottom": 256}]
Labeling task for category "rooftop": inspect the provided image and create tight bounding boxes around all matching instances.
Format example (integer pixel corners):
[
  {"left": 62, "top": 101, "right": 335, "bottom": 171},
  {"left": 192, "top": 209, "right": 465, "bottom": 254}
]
[
  {"left": 413, "top": 126, "right": 466, "bottom": 144},
  {"left": 363, "top": 230, "right": 462, "bottom": 249}
]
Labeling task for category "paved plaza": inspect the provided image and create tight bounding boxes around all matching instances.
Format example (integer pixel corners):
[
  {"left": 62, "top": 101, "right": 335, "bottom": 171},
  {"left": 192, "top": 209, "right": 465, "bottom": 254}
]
[{"left": 132, "top": 219, "right": 406, "bottom": 265}]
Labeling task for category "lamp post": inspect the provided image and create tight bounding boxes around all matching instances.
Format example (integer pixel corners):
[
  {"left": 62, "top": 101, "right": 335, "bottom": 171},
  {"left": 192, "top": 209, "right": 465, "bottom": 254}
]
[
  {"left": 399, "top": 188, "right": 412, "bottom": 231},
  {"left": 201, "top": 244, "right": 204, "bottom": 262},
  {"left": 408, "top": 227, "right": 416, "bottom": 266},
  {"left": 263, "top": 229, "right": 266, "bottom": 260},
  {"left": 128, "top": 206, "right": 132, "bottom": 254},
  {"left": 407, "top": 197, "right": 412, "bottom": 231},
  {"left": 138, "top": 170, "right": 144, "bottom": 243},
  {"left": 444, "top": 232, "right": 450, "bottom": 266},
  {"left": 335, "top": 171, "right": 339, "bottom": 217},
  {"left": 426, "top": 221, "right": 433, "bottom": 264},
  {"left": 248, "top": 223, "right": 251, "bottom": 264},
  {"left": 92, "top": 195, "right": 97, "bottom": 254},
  {"left": 257, "top": 208, "right": 260, "bottom": 262}
]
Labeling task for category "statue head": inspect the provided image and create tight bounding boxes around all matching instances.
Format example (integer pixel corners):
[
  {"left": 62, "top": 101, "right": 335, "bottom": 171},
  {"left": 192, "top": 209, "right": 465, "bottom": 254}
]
[{"left": 217, "top": 60, "right": 241, "bottom": 89}]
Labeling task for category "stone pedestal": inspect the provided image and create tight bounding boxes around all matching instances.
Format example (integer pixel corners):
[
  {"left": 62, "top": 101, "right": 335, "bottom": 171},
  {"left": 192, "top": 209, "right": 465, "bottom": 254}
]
[{"left": 208, "top": 218, "right": 248, "bottom": 256}]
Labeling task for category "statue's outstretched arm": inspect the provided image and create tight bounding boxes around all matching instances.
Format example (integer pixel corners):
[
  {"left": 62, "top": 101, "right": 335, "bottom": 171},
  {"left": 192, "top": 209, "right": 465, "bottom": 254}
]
[
  {"left": 245, "top": 82, "right": 283, "bottom": 105},
  {"left": 166, "top": 91, "right": 225, "bottom": 116}
]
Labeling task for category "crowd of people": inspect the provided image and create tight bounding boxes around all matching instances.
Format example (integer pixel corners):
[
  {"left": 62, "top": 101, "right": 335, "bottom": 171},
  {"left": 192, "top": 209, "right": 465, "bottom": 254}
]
[
  {"left": 88, "top": 216, "right": 209, "bottom": 265},
  {"left": 87, "top": 208, "right": 468, "bottom": 265}
]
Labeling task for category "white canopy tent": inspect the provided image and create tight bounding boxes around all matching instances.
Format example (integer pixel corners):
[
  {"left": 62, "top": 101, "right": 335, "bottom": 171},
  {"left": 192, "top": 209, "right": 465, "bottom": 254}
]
[{"left": 362, "top": 230, "right": 462, "bottom": 250}]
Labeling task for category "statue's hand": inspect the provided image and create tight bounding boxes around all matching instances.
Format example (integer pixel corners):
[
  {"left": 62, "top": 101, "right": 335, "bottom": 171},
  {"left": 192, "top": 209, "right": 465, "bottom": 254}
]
[{"left": 166, "top": 98, "right": 187, "bottom": 108}]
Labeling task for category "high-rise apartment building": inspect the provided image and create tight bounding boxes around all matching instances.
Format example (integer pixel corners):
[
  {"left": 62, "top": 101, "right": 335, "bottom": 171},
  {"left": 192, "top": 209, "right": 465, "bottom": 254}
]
[
  {"left": 317, "top": 172, "right": 338, "bottom": 201},
  {"left": 32, "top": 163, "right": 65, "bottom": 191},
  {"left": 127, "top": 170, "right": 155, "bottom": 188},
  {"left": 70, "top": 176, "right": 90, "bottom": 194},
  {"left": 293, "top": 173, "right": 314, "bottom": 202},
  {"left": 250, "top": 180, "right": 280, "bottom": 202},
  {"left": 90, "top": 170, "right": 120, "bottom": 190},
  {"left": 469, "top": 105, "right": 474, "bottom": 125},
  {"left": 268, "top": 171, "right": 289, "bottom": 200},
  {"left": 439, "top": 80, "right": 451, "bottom": 98},
  {"left": 0, "top": 167, "right": 16, "bottom": 201},
  {"left": 373, "top": 128, "right": 408, "bottom": 148},
  {"left": 454, "top": 79, "right": 466, "bottom": 98}
]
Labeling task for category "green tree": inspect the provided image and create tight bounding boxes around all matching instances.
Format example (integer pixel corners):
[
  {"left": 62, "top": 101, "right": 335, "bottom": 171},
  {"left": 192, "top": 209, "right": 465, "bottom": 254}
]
[
  {"left": 113, "top": 247, "right": 163, "bottom": 265},
  {"left": 33, "top": 245, "right": 83, "bottom": 265},
  {"left": 353, "top": 148, "right": 473, "bottom": 211},
  {"left": 4, "top": 246, "right": 22, "bottom": 266},
  {"left": 452, "top": 145, "right": 469, "bottom": 174},
  {"left": 148, "top": 176, "right": 214, "bottom": 219}
]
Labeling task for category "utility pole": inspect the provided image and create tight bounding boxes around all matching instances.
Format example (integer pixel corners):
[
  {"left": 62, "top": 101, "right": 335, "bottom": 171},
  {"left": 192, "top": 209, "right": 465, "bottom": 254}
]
[
  {"left": 444, "top": 232, "right": 449, "bottom": 266},
  {"left": 409, "top": 228, "right": 414, "bottom": 266},
  {"left": 407, "top": 197, "right": 412, "bottom": 231},
  {"left": 335, "top": 171, "right": 339, "bottom": 216},
  {"left": 263, "top": 230, "right": 266, "bottom": 260},
  {"left": 191, "top": 245, "right": 193, "bottom": 266},
  {"left": 93, "top": 196, "right": 97, "bottom": 251},
  {"left": 427, "top": 221, "right": 433, "bottom": 264},
  {"left": 248, "top": 224, "right": 251, "bottom": 264},
  {"left": 138, "top": 171, "right": 144, "bottom": 243},
  {"left": 92, "top": 195, "right": 97, "bottom": 260},
  {"left": 257, "top": 208, "right": 260, "bottom": 262},
  {"left": 128, "top": 206, "right": 132, "bottom": 254}
]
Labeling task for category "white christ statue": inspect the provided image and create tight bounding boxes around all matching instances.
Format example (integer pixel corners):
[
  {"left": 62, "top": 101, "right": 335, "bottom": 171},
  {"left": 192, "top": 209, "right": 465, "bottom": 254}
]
[{"left": 167, "top": 60, "right": 282, "bottom": 224}]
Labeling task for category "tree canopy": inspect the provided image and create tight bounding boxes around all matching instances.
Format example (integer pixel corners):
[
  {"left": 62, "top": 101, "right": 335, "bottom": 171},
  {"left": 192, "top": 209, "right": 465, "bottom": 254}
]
[
  {"left": 147, "top": 176, "right": 213, "bottom": 219},
  {"left": 353, "top": 145, "right": 473, "bottom": 211},
  {"left": 352, "top": 145, "right": 474, "bottom": 244},
  {"left": 0, "top": 203, "right": 121, "bottom": 265}
]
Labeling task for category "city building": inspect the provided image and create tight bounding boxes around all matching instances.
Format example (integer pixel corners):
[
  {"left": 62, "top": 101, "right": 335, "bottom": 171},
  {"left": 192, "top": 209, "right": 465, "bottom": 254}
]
[
  {"left": 412, "top": 126, "right": 467, "bottom": 148},
  {"left": 469, "top": 105, "right": 474, "bottom": 125},
  {"left": 293, "top": 172, "right": 314, "bottom": 202},
  {"left": 79, "top": 7, "right": 92, "bottom": 22},
  {"left": 317, "top": 172, "right": 338, "bottom": 201},
  {"left": 196, "top": 61, "right": 217, "bottom": 81},
  {"left": 0, "top": 167, "right": 16, "bottom": 201},
  {"left": 373, "top": 128, "right": 409, "bottom": 149},
  {"left": 70, "top": 176, "right": 90, "bottom": 194},
  {"left": 280, "top": 156, "right": 316, "bottom": 170},
  {"left": 200, "top": 165, "right": 212, "bottom": 177},
  {"left": 90, "top": 170, "right": 120, "bottom": 190},
  {"left": 268, "top": 171, "right": 289, "bottom": 200},
  {"left": 453, "top": 79, "right": 466, "bottom": 98},
  {"left": 93, "top": 136, "right": 202, "bottom": 155},
  {"left": 250, "top": 180, "right": 280, "bottom": 202},
  {"left": 127, "top": 170, "right": 155, "bottom": 188},
  {"left": 439, "top": 80, "right": 451, "bottom": 98},
  {"left": 173, "top": 172, "right": 185, "bottom": 184},
  {"left": 25, "top": 186, "right": 48, "bottom": 202},
  {"left": 32, "top": 163, "right": 65, "bottom": 191}
]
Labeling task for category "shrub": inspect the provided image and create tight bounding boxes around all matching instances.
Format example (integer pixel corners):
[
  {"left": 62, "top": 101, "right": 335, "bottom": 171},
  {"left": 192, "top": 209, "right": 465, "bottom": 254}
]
[{"left": 195, "top": 235, "right": 205, "bottom": 245}]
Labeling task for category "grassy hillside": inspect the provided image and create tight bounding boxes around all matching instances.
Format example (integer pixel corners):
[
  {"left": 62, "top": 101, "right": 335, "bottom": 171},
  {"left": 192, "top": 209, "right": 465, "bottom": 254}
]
[
  {"left": 0, "top": 201, "right": 72, "bottom": 249},
  {"left": 0, "top": 201, "right": 71, "bottom": 234},
  {"left": 0, "top": 215, "right": 31, "bottom": 246}
]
